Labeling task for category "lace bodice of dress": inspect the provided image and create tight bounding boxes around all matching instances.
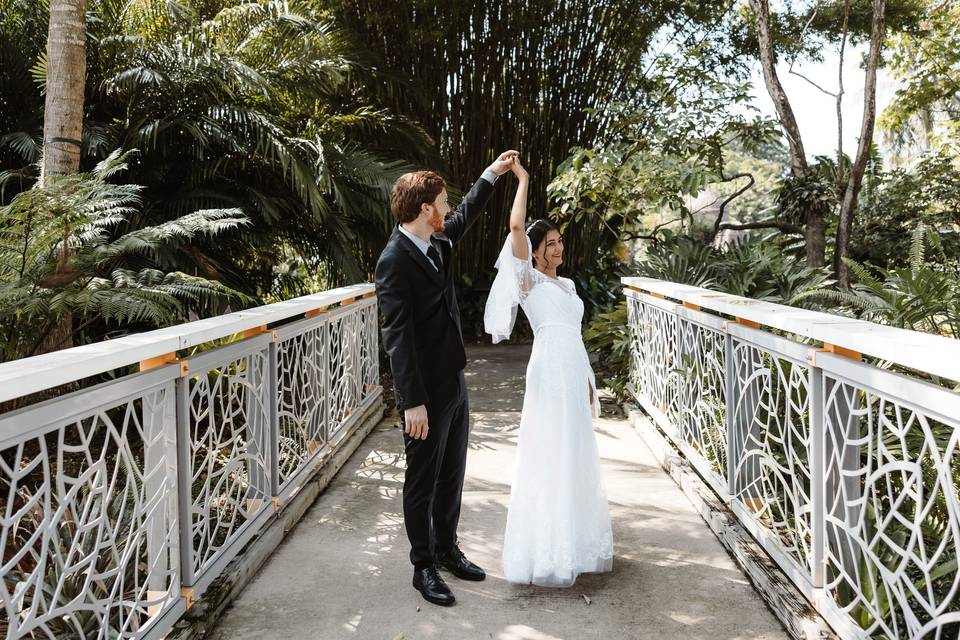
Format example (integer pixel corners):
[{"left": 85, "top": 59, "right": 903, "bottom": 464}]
[{"left": 512, "top": 238, "right": 584, "bottom": 334}]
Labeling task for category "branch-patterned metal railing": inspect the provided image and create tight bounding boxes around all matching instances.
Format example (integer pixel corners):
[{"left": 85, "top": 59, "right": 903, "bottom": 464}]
[
  {"left": 623, "top": 277, "right": 960, "bottom": 640},
  {"left": 0, "top": 285, "right": 381, "bottom": 639}
]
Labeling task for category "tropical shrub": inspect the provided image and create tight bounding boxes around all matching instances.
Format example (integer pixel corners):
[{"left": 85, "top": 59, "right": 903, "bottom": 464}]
[{"left": 0, "top": 151, "right": 248, "bottom": 362}]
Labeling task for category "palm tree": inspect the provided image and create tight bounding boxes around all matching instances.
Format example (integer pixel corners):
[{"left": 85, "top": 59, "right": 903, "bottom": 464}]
[
  {"left": 42, "top": 0, "right": 86, "bottom": 179},
  {"left": 34, "top": 0, "right": 89, "bottom": 354},
  {"left": 2, "top": 0, "right": 432, "bottom": 303}
]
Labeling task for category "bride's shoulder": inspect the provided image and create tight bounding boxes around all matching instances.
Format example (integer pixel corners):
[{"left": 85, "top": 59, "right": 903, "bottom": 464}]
[{"left": 559, "top": 277, "right": 576, "bottom": 291}]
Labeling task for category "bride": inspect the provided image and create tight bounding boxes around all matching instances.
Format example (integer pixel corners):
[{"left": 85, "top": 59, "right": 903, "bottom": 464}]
[{"left": 484, "top": 157, "right": 613, "bottom": 587}]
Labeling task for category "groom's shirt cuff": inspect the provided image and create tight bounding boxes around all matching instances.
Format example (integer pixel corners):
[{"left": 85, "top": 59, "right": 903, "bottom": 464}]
[{"left": 480, "top": 168, "right": 498, "bottom": 185}]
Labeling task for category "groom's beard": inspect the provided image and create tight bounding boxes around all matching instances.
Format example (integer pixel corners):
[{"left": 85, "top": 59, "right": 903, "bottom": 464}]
[{"left": 429, "top": 210, "right": 445, "bottom": 233}]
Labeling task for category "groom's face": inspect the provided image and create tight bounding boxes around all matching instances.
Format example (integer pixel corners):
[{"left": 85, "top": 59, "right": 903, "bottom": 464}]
[{"left": 422, "top": 188, "right": 450, "bottom": 233}]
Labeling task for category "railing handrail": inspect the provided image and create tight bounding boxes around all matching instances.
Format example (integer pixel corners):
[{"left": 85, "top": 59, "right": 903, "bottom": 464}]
[
  {"left": 622, "top": 276, "right": 960, "bottom": 383},
  {"left": 0, "top": 283, "right": 376, "bottom": 405}
]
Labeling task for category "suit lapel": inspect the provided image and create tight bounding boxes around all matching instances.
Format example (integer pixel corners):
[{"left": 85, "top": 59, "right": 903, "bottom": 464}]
[{"left": 393, "top": 227, "right": 445, "bottom": 288}]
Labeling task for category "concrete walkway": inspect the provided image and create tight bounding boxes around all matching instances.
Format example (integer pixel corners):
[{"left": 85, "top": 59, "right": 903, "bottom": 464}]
[{"left": 211, "top": 345, "right": 788, "bottom": 640}]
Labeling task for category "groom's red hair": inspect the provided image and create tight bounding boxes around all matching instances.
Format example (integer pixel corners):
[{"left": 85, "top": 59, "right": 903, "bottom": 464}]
[{"left": 390, "top": 171, "right": 446, "bottom": 224}]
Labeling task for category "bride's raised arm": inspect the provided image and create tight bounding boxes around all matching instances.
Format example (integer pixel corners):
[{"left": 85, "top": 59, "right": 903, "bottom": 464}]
[{"left": 508, "top": 158, "right": 529, "bottom": 260}]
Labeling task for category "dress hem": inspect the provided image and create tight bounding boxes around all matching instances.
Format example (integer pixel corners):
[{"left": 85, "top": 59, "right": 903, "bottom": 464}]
[{"left": 503, "top": 554, "right": 614, "bottom": 588}]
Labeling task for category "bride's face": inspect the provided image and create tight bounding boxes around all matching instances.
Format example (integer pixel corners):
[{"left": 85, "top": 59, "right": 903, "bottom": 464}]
[{"left": 535, "top": 230, "right": 564, "bottom": 270}]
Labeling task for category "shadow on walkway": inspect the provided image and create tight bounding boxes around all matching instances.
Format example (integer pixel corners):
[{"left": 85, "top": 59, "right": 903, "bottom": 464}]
[{"left": 210, "top": 345, "right": 787, "bottom": 640}]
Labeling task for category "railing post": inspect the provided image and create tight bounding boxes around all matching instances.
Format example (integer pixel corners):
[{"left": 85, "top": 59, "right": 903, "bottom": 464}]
[
  {"left": 352, "top": 304, "right": 362, "bottom": 411},
  {"left": 244, "top": 349, "right": 271, "bottom": 513},
  {"left": 821, "top": 356, "right": 863, "bottom": 588},
  {"left": 174, "top": 374, "right": 196, "bottom": 598},
  {"left": 323, "top": 316, "right": 333, "bottom": 444},
  {"left": 268, "top": 336, "right": 280, "bottom": 507},
  {"left": 142, "top": 380, "right": 178, "bottom": 611},
  {"left": 810, "top": 364, "right": 825, "bottom": 589},
  {"left": 724, "top": 329, "right": 737, "bottom": 497}
]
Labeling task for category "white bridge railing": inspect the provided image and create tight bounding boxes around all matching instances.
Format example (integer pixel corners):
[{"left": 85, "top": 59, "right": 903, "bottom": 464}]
[
  {"left": 0, "top": 284, "right": 381, "bottom": 639},
  {"left": 623, "top": 277, "right": 960, "bottom": 640}
]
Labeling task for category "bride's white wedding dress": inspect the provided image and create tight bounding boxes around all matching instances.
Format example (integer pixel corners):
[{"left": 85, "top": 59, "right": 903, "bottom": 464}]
[{"left": 485, "top": 236, "right": 614, "bottom": 587}]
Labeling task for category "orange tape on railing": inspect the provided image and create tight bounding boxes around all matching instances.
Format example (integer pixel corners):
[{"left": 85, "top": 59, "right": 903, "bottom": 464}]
[
  {"left": 243, "top": 325, "right": 267, "bottom": 338},
  {"left": 824, "top": 343, "right": 862, "bottom": 360},
  {"left": 139, "top": 352, "right": 177, "bottom": 371}
]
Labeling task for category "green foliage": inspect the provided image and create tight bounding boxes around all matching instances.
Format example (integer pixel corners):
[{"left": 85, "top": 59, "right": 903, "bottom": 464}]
[
  {"left": 0, "top": 150, "right": 250, "bottom": 361},
  {"left": 711, "top": 142, "right": 787, "bottom": 225},
  {"left": 328, "top": 0, "right": 734, "bottom": 277},
  {"left": 583, "top": 301, "right": 631, "bottom": 399},
  {"left": 0, "top": 0, "right": 46, "bottom": 178},
  {"left": 634, "top": 232, "right": 719, "bottom": 288},
  {"left": 636, "top": 230, "right": 834, "bottom": 302},
  {"left": 799, "top": 225, "right": 960, "bottom": 339},
  {"left": 547, "top": 37, "right": 781, "bottom": 247},
  {"left": 729, "top": 0, "right": 926, "bottom": 64},
  {"left": 854, "top": 149, "right": 960, "bottom": 269},
  {"left": 1, "top": 0, "right": 429, "bottom": 302},
  {"left": 587, "top": 231, "right": 834, "bottom": 398},
  {"left": 882, "top": 1, "right": 960, "bottom": 152},
  {"left": 777, "top": 160, "right": 840, "bottom": 227}
]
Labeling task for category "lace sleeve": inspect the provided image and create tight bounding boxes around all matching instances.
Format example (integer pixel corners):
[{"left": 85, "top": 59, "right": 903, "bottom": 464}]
[
  {"left": 484, "top": 234, "right": 545, "bottom": 343},
  {"left": 513, "top": 235, "right": 550, "bottom": 300}
]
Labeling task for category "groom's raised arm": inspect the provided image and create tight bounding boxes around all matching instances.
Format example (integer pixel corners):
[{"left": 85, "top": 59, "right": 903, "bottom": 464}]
[
  {"left": 375, "top": 256, "right": 428, "bottom": 410},
  {"left": 443, "top": 150, "right": 518, "bottom": 245},
  {"left": 441, "top": 176, "right": 495, "bottom": 246}
]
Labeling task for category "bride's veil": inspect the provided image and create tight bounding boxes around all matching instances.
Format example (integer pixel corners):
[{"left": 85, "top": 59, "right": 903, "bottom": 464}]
[{"left": 483, "top": 234, "right": 526, "bottom": 343}]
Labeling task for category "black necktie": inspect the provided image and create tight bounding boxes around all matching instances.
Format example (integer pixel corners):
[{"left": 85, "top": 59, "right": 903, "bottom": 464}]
[{"left": 426, "top": 245, "right": 443, "bottom": 272}]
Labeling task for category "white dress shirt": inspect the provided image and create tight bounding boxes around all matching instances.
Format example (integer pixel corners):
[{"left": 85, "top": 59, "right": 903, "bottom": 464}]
[{"left": 398, "top": 225, "right": 438, "bottom": 269}]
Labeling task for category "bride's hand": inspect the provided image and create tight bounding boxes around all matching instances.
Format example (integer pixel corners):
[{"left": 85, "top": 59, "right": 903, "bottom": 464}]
[{"left": 510, "top": 157, "right": 529, "bottom": 181}]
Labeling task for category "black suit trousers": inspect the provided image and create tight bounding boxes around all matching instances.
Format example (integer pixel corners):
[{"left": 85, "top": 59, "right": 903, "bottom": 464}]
[{"left": 402, "top": 370, "right": 469, "bottom": 568}]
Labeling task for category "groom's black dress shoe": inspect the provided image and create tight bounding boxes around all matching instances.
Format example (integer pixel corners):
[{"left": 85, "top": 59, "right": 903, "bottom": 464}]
[
  {"left": 412, "top": 566, "right": 456, "bottom": 606},
  {"left": 437, "top": 546, "right": 486, "bottom": 581}
]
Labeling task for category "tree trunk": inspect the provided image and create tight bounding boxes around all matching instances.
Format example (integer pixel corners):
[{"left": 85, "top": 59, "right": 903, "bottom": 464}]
[
  {"left": 835, "top": 0, "right": 886, "bottom": 287},
  {"left": 748, "top": 0, "right": 830, "bottom": 268},
  {"left": 42, "top": 0, "right": 86, "bottom": 180},
  {"left": 747, "top": 0, "right": 808, "bottom": 178},
  {"left": 836, "top": 0, "right": 851, "bottom": 187},
  {"left": 39, "top": 0, "right": 87, "bottom": 355},
  {"left": 806, "top": 211, "right": 827, "bottom": 268}
]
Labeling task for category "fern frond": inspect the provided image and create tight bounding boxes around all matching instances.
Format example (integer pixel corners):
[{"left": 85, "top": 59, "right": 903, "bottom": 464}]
[
  {"left": 909, "top": 223, "right": 927, "bottom": 274},
  {"left": 844, "top": 258, "right": 887, "bottom": 296}
]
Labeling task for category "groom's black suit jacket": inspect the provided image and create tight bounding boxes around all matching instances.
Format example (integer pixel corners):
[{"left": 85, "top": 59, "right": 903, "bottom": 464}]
[{"left": 374, "top": 176, "right": 495, "bottom": 411}]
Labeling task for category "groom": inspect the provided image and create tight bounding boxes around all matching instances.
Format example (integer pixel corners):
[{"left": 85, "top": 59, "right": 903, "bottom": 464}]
[{"left": 375, "top": 150, "right": 518, "bottom": 606}]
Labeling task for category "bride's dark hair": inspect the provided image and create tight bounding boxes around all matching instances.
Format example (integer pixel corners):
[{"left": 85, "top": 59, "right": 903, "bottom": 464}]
[{"left": 525, "top": 219, "right": 559, "bottom": 267}]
